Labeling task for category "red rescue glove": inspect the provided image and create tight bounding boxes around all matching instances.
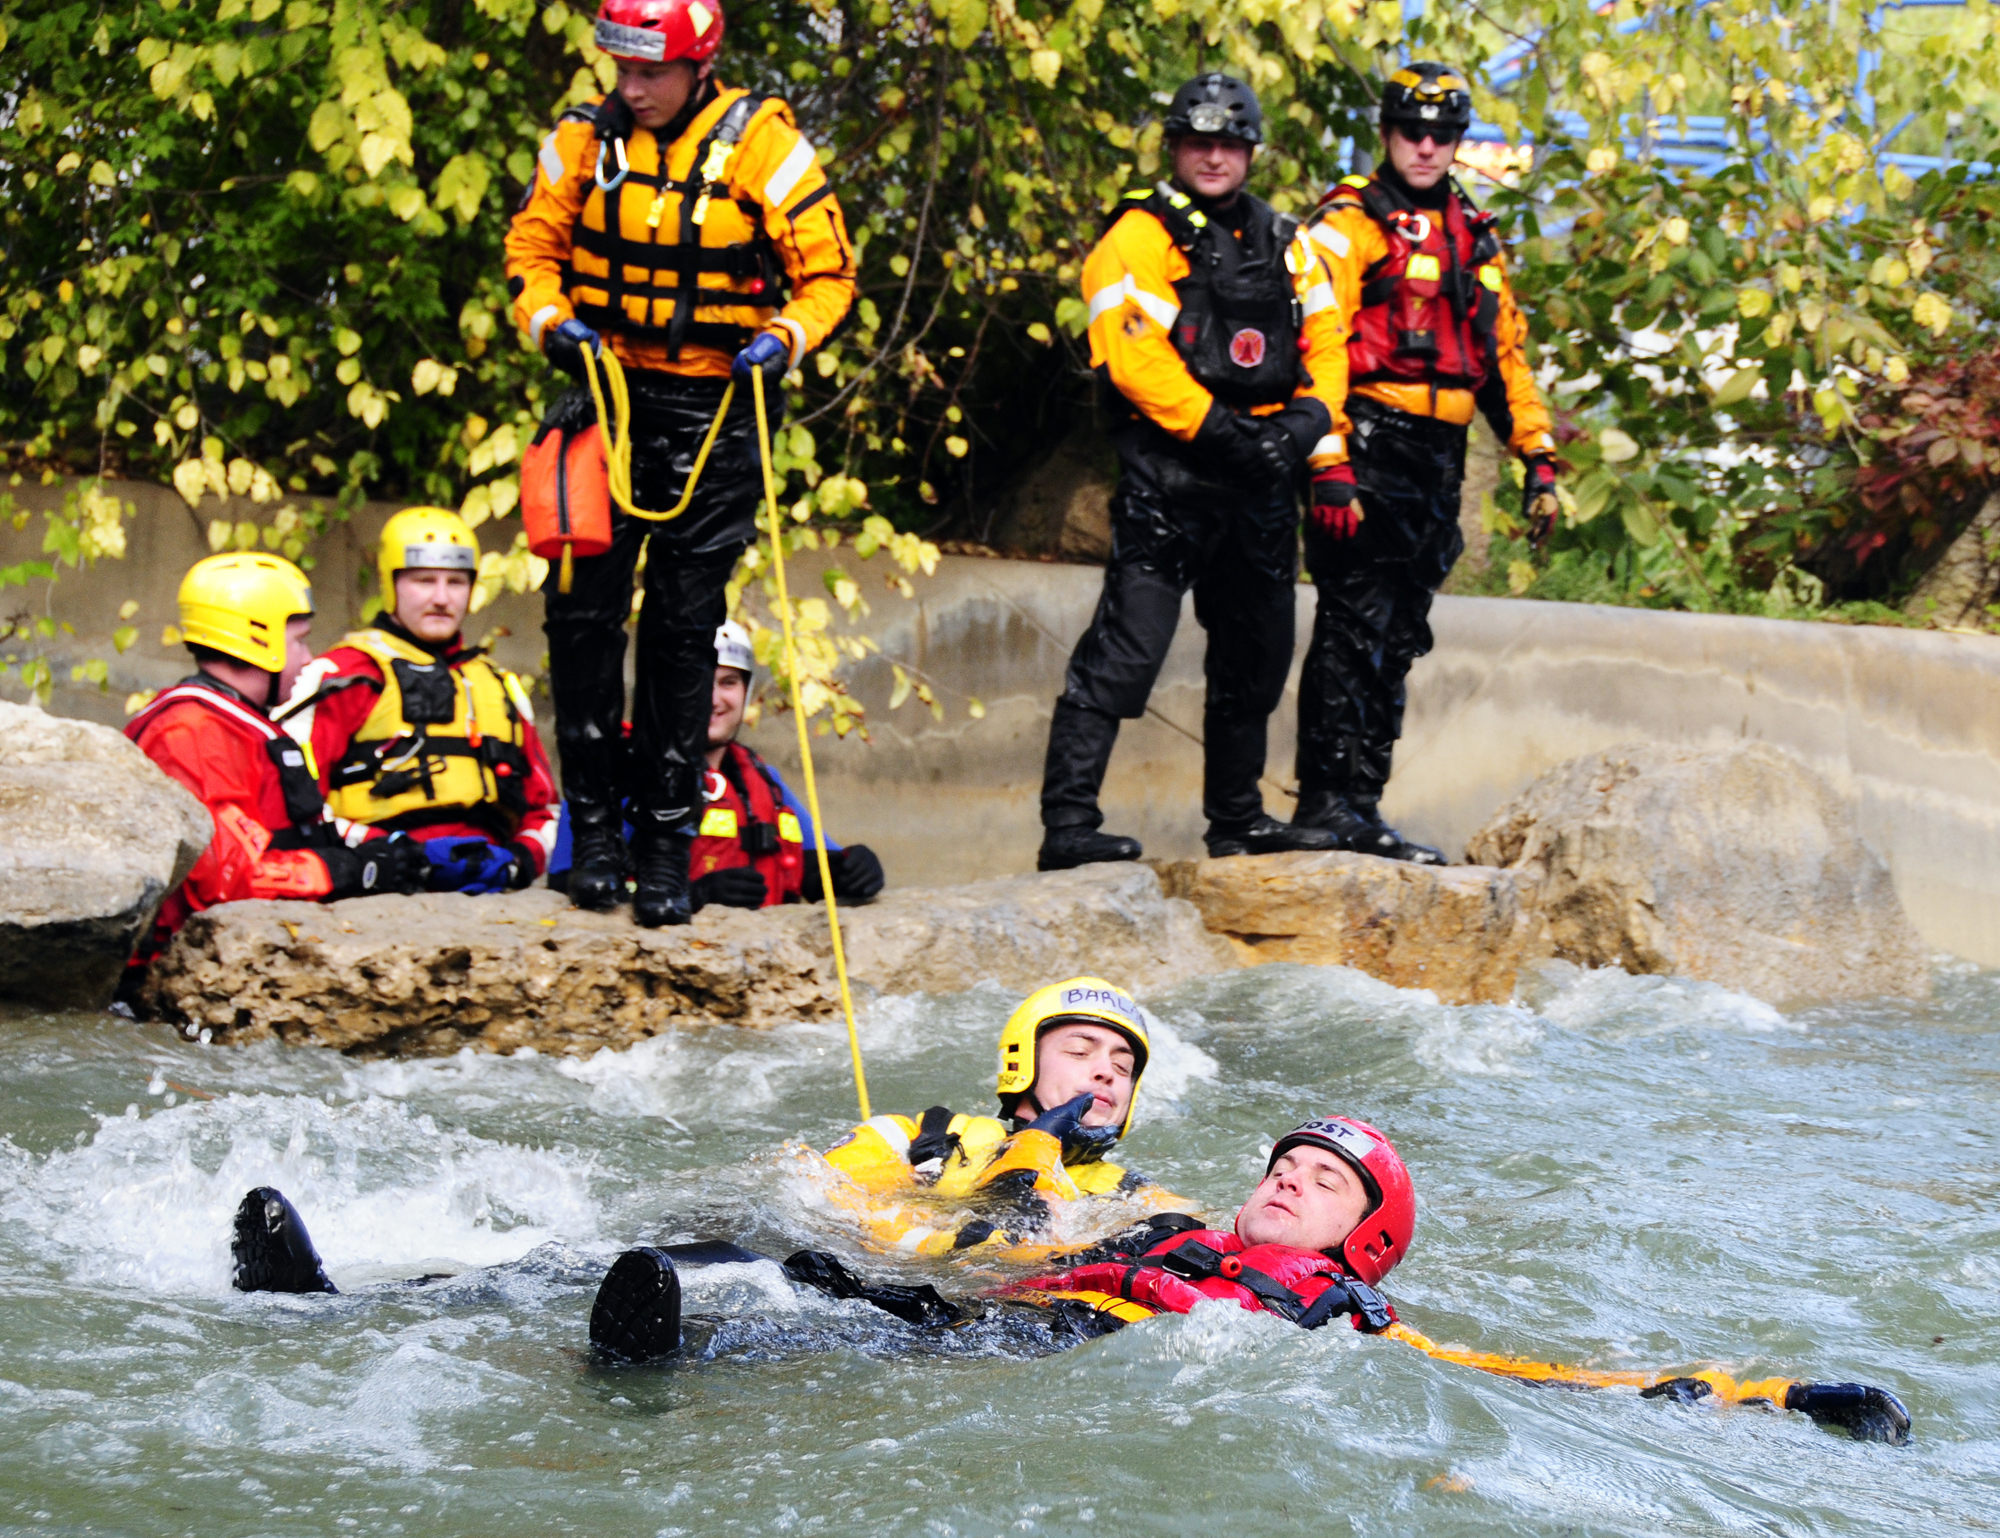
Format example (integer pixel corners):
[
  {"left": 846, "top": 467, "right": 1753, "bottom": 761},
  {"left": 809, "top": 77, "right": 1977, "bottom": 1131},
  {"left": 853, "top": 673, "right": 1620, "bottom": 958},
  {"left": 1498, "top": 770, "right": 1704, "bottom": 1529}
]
[
  {"left": 1309, "top": 464, "right": 1363, "bottom": 539},
  {"left": 1523, "top": 455, "right": 1561, "bottom": 549}
]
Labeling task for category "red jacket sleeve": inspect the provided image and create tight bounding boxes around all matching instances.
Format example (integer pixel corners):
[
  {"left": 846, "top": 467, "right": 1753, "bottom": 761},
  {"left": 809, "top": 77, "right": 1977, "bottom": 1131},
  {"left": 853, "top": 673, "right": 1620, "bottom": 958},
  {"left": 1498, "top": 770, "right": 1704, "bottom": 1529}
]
[
  {"left": 282, "top": 648, "right": 384, "bottom": 793},
  {"left": 135, "top": 707, "right": 334, "bottom": 907},
  {"left": 511, "top": 717, "right": 560, "bottom": 873}
]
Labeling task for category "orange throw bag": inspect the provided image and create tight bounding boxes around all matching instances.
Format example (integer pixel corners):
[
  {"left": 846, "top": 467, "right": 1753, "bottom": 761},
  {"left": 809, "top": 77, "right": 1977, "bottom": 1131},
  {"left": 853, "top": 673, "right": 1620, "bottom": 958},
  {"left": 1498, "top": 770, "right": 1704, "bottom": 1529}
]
[{"left": 521, "top": 421, "right": 612, "bottom": 592}]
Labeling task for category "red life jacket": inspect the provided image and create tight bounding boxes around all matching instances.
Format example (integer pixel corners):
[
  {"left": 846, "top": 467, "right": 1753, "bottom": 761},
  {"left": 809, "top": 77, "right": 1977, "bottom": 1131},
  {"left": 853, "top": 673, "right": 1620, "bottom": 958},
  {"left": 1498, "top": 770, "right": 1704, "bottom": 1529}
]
[
  {"left": 690, "top": 741, "right": 805, "bottom": 906},
  {"left": 1320, "top": 175, "right": 1503, "bottom": 392},
  {"left": 1024, "top": 1226, "right": 1397, "bottom": 1333}
]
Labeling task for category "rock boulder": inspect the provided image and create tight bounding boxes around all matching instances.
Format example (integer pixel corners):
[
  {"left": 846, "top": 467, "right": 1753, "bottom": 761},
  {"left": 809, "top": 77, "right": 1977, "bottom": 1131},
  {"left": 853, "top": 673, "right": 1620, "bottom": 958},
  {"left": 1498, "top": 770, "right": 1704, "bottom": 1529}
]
[
  {"left": 139, "top": 861, "right": 1235, "bottom": 1053},
  {"left": 1152, "top": 851, "right": 1534, "bottom": 1005},
  {"left": 1466, "top": 741, "right": 1929, "bottom": 1004},
  {"left": 0, "top": 699, "right": 212, "bottom": 1009}
]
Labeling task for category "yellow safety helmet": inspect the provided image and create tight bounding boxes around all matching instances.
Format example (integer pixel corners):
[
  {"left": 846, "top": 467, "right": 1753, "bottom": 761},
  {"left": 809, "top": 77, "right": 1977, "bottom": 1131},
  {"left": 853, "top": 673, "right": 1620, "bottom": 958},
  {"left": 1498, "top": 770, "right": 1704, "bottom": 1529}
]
[
  {"left": 376, "top": 505, "right": 480, "bottom": 604},
  {"left": 995, "top": 976, "right": 1152, "bottom": 1138},
  {"left": 177, "top": 552, "right": 314, "bottom": 673}
]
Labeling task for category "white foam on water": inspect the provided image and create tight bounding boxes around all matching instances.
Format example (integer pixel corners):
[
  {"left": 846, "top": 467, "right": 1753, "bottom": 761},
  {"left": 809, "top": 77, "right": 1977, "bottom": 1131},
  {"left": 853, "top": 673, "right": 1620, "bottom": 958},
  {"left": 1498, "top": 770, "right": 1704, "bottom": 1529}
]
[
  {"left": 1, "top": 1092, "right": 601, "bottom": 1296},
  {"left": 1528, "top": 961, "right": 1802, "bottom": 1037}
]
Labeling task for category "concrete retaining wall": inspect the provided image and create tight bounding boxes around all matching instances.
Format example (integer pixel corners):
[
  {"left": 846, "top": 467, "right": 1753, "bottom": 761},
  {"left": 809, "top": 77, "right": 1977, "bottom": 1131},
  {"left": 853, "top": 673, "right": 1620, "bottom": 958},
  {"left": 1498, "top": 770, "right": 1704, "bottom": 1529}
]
[{"left": 11, "top": 476, "right": 2000, "bottom": 962}]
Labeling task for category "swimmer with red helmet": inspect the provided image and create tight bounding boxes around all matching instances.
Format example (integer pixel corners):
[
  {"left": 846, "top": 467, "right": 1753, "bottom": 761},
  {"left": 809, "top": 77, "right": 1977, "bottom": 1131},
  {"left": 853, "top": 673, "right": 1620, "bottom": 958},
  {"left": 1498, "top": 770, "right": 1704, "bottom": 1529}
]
[
  {"left": 577, "top": 1116, "right": 1912, "bottom": 1445},
  {"left": 228, "top": 1116, "right": 1911, "bottom": 1445}
]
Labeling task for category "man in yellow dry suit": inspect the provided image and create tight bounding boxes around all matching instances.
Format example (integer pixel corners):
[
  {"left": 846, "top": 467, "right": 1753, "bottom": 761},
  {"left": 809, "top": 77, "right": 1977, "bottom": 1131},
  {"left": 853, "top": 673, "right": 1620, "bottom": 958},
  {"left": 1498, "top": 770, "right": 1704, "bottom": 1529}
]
[
  {"left": 505, "top": 0, "right": 856, "bottom": 927},
  {"left": 814, "top": 976, "right": 1185, "bottom": 1256},
  {"left": 1289, "top": 64, "right": 1561, "bottom": 863},
  {"left": 279, "top": 508, "right": 560, "bottom": 893},
  {"left": 1037, "top": 73, "right": 1348, "bottom": 871}
]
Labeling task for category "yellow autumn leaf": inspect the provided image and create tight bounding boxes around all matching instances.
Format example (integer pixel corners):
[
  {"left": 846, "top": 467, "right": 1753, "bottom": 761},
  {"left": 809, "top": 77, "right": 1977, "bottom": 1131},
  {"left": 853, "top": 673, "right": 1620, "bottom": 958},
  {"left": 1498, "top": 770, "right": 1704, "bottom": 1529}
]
[
  {"left": 1912, "top": 292, "right": 1952, "bottom": 336},
  {"left": 945, "top": 435, "right": 969, "bottom": 458},
  {"left": 1029, "top": 49, "right": 1062, "bottom": 88}
]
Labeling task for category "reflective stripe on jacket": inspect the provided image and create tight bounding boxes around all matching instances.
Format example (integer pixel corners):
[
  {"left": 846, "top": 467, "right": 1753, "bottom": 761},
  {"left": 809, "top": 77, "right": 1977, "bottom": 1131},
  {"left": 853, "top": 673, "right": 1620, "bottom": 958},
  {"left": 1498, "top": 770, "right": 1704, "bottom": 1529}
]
[
  {"left": 505, "top": 86, "right": 856, "bottom": 378},
  {"left": 281, "top": 629, "right": 554, "bottom": 863},
  {"left": 1304, "top": 173, "right": 1555, "bottom": 464},
  {"left": 692, "top": 741, "right": 805, "bottom": 905},
  {"left": 1081, "top": 186, "right": 1346, "bottom": 463},
  {"left": 125, "top": 678, "right": 345, "bottom": 960}
]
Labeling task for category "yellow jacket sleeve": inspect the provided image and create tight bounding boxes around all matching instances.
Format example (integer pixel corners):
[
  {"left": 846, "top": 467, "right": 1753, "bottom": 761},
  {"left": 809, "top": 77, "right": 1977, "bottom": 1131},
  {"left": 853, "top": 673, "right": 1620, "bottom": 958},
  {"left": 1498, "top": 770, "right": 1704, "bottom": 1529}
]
[
  {"left": 1486, "top": 251, "right": 1557, "bottom": 459},
  {"left": 1299, "top": 205, "right": 1386, "bottom": 467},
  {"left": 726, "top": 98, "right": 857, "bottom": 366},
  {"left": 504, "top": 115, "right": 598, "bottom": 350},
  {"left": 1084, "top": 210, "right": 1211, "bottom": 441},
  {"left": 821, "top": 1114, "right": 922, "bottom": 1194}
]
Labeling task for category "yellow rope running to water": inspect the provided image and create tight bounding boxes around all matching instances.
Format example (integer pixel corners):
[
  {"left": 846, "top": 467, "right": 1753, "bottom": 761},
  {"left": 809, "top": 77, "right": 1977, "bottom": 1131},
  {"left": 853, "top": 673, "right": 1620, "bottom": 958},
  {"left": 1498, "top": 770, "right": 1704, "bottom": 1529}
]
[
  {"left": 749, "top": 363, "right": 871, "bottom": 1121},
  {"left": 1384, "top": 1322, "right": 1797, "bottom": 1403}
]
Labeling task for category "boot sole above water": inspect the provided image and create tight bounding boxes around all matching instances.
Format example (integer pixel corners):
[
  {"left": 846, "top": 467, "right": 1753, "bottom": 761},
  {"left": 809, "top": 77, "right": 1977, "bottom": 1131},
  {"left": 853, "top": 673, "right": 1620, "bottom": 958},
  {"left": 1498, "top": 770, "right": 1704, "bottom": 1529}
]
[
  {"left": 590, "top": 1248, "right": 684, "bottom": 1363},
  {"left": 230, "top": 1187, "right": 338, "bottom": 1296}
]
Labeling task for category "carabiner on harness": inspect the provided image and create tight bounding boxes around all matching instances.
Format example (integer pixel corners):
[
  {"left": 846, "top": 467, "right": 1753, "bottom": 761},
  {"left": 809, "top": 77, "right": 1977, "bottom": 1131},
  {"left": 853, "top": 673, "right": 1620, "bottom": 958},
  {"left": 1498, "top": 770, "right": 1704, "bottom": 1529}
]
[{"left": 594, "top": 137, "right": 630, "bottom": 193}]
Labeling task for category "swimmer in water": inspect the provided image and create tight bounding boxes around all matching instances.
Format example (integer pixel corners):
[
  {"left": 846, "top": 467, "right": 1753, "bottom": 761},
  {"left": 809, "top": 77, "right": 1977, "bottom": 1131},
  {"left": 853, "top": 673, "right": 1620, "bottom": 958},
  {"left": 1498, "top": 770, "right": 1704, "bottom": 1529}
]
[
  {"left": 231, "top": 1116, "right": 1913, "bottom": 1445},
  {"left": 810, "top": 976, "right": 1193, "bottom": 1257}
]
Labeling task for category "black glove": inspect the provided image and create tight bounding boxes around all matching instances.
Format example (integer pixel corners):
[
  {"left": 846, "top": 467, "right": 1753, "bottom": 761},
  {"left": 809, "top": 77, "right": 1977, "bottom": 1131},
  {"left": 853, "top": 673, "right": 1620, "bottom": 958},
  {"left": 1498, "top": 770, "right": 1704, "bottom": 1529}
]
[
  {"left": 1522, "top": 454, "right": 1560, "bottom": 548},
  {"left": 321, "top": 835, "right": 431, "bottom": 899},
  {"left": 830, "top": 844, "right": 884, "bottom": 901},
  {"left": 1784, "top": 1381, "right": 1912, "bottom": 1445},
  {"left": 1194, "top": 402, "right": 1307, "bottom": 494},
  {"left": 1023, "top": 1089, "right": 1122, "bottom": 1164},
  {"left": 544, "top": 318, "right": 601, "bottom": 383},
  {"left": 689, "top": 865, "right": 767, "bottom": 912}
]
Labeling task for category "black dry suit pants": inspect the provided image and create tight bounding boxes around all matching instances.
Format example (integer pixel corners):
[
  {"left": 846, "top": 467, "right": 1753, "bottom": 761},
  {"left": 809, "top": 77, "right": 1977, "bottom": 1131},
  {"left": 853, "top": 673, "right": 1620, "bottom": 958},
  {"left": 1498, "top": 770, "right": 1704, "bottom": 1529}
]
[
  {"left": 1042, "top": 440, "right": 1299, "bottom": 835},
  {"left": 541, "top": 370, "right": 779, "bottom": 825},
  {"left": 1297, "top": 398, "right": 1467, "bottom": 808}
]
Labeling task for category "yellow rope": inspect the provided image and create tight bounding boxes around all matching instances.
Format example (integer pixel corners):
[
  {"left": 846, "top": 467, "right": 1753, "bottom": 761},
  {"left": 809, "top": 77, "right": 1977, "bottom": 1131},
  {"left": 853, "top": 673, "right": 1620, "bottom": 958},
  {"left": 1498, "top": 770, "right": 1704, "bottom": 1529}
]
[
  {"left": 750, "top": 364, "right": 871, "bottom": 1121},
  {"left": 577, "top": 345, "right": 736, "bottom": 523},
  {"left": 1384, "top": 1322, "right": 1797, "bottom": 1404}
]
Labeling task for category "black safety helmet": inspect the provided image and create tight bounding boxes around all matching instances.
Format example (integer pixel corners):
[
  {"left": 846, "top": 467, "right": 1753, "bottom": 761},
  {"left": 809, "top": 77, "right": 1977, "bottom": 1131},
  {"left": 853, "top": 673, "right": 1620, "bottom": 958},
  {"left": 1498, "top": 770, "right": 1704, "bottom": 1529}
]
[
  {"left": 1380, "top": 61, "right": 1473, "bottom": 140},
  {"left": 1163, "top": 73, "right": 1263, "bottom": 146}
]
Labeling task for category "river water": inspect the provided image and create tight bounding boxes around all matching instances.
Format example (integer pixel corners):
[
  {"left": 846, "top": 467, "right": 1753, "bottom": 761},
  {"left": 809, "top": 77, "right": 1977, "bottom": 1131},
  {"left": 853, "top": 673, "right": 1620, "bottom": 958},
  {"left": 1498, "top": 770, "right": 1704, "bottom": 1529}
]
[{"left": 3, "top": 960, "right": 1995, "bottom": 1536}]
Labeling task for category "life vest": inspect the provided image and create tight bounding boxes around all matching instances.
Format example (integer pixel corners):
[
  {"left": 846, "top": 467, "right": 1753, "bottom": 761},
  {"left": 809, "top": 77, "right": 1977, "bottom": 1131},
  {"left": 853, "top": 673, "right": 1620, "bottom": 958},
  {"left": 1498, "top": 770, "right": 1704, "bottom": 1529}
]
[
  {"left": 1020, "top": 1225, "right": 1398, "bottom": 1333},
  {"left": 1320, "top": 174, "right": 1503, "bottom": 391},
  {"left": 564, "top": 88, "right": 784, "bottom": 360},
  {"left": 691, "top": 741, "right": 806, "bottom": 905},
  {"left": 298, "top": 629, "right": 536, "bottom": 833},
  {"left": 1112, "top": 182, "right": 1304, "bottom": 409},
  {"left": 127, "top": 677, "right": 328, "bottom": 836}
]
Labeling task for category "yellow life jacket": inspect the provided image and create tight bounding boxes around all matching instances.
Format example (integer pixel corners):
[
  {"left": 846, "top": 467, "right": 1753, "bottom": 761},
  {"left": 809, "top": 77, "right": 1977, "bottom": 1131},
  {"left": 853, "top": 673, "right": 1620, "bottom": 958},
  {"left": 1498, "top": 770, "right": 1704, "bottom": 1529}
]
[
  {"left": 318, "top": 628, "right": 536, "bottom": 831},
  {"left": 565, "top": 88, "right": 783, "bottom": 360}
]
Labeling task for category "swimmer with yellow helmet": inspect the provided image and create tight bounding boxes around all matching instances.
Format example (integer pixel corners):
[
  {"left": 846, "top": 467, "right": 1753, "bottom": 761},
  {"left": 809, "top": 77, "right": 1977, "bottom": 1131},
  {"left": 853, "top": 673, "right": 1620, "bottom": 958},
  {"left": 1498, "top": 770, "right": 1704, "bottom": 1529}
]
[
  {"left": 278, "top": 507, "right": 561, "bottom": 894},
  {"left": 815, "top": 977, "right": 1191, "bottom": 1256}
]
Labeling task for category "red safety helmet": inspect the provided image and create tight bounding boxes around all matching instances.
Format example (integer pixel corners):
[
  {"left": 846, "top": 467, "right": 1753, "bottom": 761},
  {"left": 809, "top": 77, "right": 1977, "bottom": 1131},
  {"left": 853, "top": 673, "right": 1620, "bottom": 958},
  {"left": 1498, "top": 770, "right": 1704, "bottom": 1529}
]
[
  {"left": 594, "top": 0, "right": 724, "bottom": 64},
  {"left": 1263, "top": 1116, "right": 1415, "bottom": 1286}
]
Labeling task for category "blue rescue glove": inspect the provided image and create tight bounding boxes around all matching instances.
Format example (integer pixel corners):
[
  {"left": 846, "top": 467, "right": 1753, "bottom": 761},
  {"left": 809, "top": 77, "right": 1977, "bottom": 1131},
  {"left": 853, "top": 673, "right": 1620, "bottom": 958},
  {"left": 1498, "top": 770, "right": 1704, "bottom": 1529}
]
[
  {"left": 423, "top": 837, "right": 526, "bottom": 896},
  {"left": 545, "top": 318, "right": 601, "bottom": 382},
  {"left": 1023, "top": 1089, "right": 1122, "bottom": 1165},
  {"left": 733, "top": 330, "right": 790, "bottom": 386}
]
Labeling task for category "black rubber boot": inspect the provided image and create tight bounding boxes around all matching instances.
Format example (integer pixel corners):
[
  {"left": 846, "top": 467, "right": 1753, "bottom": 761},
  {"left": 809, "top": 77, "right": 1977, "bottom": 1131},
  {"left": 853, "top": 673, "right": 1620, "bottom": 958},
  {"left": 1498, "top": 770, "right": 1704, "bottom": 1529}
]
[
  {"left": 631, "top": 816, "right": 694, "bottom": 928},
  {"left": 1039, "top": 699, "right": 1129, "bottom": 850},
  {"left": 589, "top": 1247, "right": 683, "bottom": 1363},
  {"left": 567, "top": 802, "right": 630, "bottom": 912},
  {"left": 1349, "top": 795, "right": 1447, "bottom": 865},
  {"left": 1294, "top": 789, "right": 1445, "bottom": 865},
  {"left": 231, "top": 1187, "right": 338, "bottom": 1295},
  {"left": 1204, "top": 814, "right": 1340, "bottom": 859},
  {"left": 1038, "top": 825, "right": 1143, "bottom": 871}
]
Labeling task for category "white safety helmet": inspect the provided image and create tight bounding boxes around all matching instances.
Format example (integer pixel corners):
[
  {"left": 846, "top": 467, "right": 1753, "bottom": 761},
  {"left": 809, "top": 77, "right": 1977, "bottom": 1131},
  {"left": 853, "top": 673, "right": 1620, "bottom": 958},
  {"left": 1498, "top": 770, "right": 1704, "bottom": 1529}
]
[{"left": 715, "top": 620, "right": 755, "bottom": 676}]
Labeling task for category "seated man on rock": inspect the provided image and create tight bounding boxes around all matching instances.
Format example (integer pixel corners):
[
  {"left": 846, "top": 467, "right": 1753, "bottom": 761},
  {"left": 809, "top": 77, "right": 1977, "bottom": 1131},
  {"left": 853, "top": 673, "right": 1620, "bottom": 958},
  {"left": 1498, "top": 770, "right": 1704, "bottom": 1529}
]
[
  {"left": 279, "top": 507, "right": 559, "bottom": 896},
  {"left": 547, "top": 621, "right": 883, "bottom": 913},
  {"left": 813, "top": 976, "right": 1190, "bottom": 1256},
  {"left": 124, "top": 554, "right": 431, "bottom": 971},
  {"left": 230, "top": 1114, "right": 1913, "bottom": 1445}
]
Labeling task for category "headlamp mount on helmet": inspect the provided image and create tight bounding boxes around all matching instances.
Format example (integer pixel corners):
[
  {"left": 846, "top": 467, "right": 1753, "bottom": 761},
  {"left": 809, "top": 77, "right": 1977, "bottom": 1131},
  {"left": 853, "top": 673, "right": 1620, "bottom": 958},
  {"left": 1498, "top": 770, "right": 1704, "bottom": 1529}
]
[{"left": 1163, "top": 73, "right": 1263, "bottom": 147}]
